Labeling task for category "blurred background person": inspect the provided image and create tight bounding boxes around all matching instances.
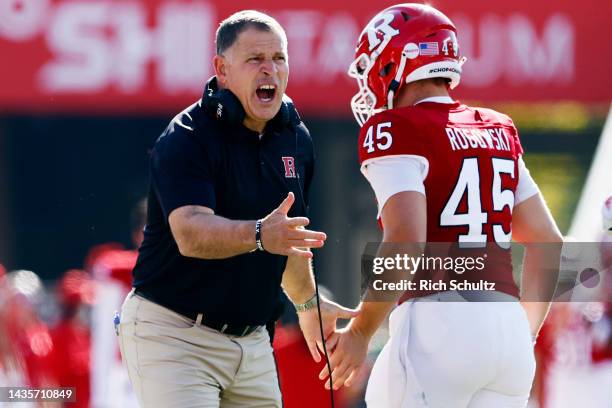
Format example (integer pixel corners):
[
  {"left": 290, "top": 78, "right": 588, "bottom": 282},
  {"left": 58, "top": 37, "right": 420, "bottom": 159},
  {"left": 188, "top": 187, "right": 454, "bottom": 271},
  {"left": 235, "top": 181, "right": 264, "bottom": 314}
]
[
  {"left": 88, "top": 199, "right": 146, "bottom": 408},
  {"left": 0, "top": 265, "right": 35, "bottom": 407},
  {"left": 47, "top": 269, "right": 94, "bottom": 408},
  {"left": 2, "top": 270, "right": 55, "bottom": 390},
  {"left": 533, "top": 196, "right": 612, "bottom": 408},
  {"left": 0, "top": 264, "right": 27, "bottom": 388}
]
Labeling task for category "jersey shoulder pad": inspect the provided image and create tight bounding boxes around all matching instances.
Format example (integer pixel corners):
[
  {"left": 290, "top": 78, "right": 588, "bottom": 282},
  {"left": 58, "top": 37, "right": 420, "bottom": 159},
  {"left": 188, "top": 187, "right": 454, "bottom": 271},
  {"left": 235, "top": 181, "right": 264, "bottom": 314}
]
[
  {"left": 471, "top": 106, "right": 523, "bottom": 156},
  {"left": 472, "top": 106, "right": 514, "bottom": 127}
]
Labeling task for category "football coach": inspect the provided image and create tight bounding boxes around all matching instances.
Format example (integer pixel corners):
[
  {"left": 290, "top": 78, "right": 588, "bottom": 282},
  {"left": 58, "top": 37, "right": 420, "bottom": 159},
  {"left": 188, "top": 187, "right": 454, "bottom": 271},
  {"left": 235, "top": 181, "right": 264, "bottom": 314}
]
[{"left": 117, "top": 10, "right": 357, "bottom": 408}]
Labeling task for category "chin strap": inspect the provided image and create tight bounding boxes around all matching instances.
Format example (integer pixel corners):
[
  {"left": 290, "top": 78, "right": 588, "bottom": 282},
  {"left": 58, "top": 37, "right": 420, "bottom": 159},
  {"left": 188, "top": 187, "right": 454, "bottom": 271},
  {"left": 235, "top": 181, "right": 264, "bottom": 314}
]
[{"left": 386, "top": 44, "right": 411, "bottom": 110}]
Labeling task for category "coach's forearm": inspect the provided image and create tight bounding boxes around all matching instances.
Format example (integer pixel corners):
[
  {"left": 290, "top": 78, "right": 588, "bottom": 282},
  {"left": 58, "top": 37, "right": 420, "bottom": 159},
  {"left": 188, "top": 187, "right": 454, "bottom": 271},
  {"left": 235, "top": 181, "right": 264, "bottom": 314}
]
[
  {"left": 173, "top": 209, "right": 256, "bottom": 259},
  {"left": 282, "top": 255, "right": 316, "bottom": 304}
]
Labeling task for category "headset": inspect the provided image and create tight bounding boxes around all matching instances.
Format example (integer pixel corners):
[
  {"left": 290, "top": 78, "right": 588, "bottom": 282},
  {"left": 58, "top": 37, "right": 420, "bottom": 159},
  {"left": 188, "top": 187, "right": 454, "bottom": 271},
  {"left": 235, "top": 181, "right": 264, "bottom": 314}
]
[
  {"left": 201, "top": 76, "right": 291, "bottom": 127},
  {"left": 202, "top": 77, "right": 336, "bottom": 407}
]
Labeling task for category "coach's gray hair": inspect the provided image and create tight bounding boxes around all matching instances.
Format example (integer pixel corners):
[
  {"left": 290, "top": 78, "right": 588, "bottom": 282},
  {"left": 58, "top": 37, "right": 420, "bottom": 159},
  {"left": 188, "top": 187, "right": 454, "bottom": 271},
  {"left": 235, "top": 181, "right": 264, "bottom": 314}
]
[{"left": 215, "top": 10, "right": 287, "bottom": 55}]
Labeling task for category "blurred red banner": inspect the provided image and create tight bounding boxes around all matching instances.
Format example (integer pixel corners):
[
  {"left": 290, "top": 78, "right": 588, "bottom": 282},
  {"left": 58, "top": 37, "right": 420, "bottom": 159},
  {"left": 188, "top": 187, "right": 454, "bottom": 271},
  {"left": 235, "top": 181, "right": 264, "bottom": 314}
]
[{"left": 0, "top": 0, "right": 610, "bottom": 115}]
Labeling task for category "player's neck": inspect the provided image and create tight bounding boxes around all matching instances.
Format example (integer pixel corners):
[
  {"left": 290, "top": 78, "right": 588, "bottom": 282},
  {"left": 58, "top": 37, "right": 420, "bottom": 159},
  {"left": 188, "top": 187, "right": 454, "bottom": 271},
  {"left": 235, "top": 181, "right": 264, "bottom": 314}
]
[{"left": 394, "top": 82, "right": 450, "bottom": 108}]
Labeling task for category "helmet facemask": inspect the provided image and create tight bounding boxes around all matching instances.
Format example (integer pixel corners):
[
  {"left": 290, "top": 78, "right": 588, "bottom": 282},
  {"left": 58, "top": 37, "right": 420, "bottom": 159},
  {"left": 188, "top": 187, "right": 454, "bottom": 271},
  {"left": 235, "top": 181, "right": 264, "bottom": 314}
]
[
  {"left": 348, "top": 43, "right": 412, "bottom": 127},
  {"left": 348, "top": 53, "right": 378, "bottom": 127}
]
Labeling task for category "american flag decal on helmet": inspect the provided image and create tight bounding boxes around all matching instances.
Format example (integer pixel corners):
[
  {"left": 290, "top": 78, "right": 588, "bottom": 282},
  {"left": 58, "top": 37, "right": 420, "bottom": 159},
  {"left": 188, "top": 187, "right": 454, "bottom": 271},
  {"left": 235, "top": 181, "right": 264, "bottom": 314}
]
[{"left": 419, "top": 42, "right": 439, "bottom": 56}]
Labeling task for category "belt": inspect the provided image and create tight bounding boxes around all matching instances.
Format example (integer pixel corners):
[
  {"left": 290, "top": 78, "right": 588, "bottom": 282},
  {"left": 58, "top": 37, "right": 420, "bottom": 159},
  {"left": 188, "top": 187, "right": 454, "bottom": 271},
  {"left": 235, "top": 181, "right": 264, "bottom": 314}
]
[{"left": 133, "top": 289, "right": 261, "bottom": 337}]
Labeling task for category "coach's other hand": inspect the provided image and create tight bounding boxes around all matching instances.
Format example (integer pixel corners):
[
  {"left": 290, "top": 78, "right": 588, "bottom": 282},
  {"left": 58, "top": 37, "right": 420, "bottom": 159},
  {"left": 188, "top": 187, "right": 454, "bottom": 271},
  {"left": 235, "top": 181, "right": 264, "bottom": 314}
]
[
  {"left": 260, "top": 192, "right": 326, "bottom": 258},
  {"left": 298, "top": 298, "right": 359, "bottom": 363}
]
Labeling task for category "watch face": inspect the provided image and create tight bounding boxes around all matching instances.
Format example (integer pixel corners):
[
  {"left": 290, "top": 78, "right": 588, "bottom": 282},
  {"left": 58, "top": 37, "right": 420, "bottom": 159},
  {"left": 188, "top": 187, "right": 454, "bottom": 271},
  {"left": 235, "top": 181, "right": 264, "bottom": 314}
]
[{"left": 295, "top": 294, "right": 318, "bottom": 312}]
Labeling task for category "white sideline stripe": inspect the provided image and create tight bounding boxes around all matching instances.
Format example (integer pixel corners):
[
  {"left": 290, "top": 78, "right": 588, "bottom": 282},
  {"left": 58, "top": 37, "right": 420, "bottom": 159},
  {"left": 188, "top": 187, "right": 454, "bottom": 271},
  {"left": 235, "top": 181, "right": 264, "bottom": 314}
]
[{"left": 568, "top": 103, "right": 612, "bottom": 241}]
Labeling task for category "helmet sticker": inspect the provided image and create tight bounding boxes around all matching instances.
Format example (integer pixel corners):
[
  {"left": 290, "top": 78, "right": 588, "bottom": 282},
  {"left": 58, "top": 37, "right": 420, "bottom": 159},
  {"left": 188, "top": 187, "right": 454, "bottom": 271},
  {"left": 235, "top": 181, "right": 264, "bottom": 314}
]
[
  {"left": 365, "top": 13, "right": 400, "bottom": 51},
  {"left": 404, "top": 43, "right": 420, "bottom": 60}
]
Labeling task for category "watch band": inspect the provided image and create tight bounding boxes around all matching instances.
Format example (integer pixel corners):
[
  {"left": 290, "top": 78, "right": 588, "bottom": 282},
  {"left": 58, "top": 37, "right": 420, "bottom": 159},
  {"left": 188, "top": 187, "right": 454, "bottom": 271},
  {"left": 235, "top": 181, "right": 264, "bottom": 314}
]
[
  {"left": 255, "top": 219, "right": 265, "bottom": 251},
  {"left": 294, "top": 294, "right": 318, "bottom": 313}
]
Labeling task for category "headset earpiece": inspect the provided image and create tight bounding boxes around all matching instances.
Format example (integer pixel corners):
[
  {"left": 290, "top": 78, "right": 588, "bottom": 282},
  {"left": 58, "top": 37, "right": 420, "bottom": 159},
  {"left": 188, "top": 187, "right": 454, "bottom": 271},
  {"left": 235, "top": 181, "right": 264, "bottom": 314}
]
[
  {"left": 212, "top": 89, "right": 246, "bottom": 124},
  {"left": 282, "top": 94, "right": 302, "bottom": 127},
  {"left": 277, "top": 101, "right": 289, "bottom": 125},
  {"left": 202, "top": 76, "right": 299, "bottom": 128},
  {"left": 202, "top": 77, "right": 246, "bottom": 125}
]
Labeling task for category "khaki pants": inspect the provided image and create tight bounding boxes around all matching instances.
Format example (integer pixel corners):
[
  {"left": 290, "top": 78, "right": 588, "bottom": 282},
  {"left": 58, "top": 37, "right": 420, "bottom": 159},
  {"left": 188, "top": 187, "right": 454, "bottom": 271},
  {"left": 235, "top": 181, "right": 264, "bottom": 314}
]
[{"left": 118, "top": 291, "right": 282, "bottom": 408}]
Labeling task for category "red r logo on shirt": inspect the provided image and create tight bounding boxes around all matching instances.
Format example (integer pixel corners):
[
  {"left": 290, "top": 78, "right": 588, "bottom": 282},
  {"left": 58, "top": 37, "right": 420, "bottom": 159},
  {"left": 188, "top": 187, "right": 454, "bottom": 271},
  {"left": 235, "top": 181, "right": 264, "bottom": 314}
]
[{"left": 281, "top": 156, "right": 296, "bottom": 178}]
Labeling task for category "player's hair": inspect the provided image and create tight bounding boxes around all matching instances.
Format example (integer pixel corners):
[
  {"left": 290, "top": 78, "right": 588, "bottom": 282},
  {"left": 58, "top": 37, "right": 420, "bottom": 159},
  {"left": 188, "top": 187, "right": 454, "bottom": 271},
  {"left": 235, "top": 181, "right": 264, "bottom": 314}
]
[
  {"left": 215, "top": 10, "right": 287, "bottom": 55},
  {"left": 429, "top": 77, "right": 451, "bottom": 86}
]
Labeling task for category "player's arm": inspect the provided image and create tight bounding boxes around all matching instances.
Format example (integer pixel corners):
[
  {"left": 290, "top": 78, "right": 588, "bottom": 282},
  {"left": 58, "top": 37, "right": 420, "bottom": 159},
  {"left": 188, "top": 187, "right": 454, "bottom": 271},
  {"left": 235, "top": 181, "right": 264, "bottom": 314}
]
[
  {"left": 349, "top": 151, "right": 429, "bottom": 339},
  {"left": 320, "top": 191, "right": 426, "bottom": 390},
  {"left": 513, "top": 190, "right": 563, "bottom": 339},
  {"left": 351, "top": 191, "right": 427, "bottom": 338},
  {"left": 169, "top": 192, "right": 325, "bottom": 259}
]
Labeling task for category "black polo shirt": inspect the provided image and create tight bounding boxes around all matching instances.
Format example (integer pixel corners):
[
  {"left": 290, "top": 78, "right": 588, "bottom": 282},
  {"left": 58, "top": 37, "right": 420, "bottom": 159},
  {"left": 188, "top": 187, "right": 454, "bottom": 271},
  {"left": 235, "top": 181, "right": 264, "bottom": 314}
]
[{"left": 132, "top": 98, "right": 314, "bottom": 326}]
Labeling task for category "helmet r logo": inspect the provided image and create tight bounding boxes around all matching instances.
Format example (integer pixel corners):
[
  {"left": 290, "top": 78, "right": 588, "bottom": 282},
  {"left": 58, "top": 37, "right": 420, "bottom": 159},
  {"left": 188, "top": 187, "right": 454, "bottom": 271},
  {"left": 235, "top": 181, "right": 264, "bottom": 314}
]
[{"left": 365, "top": 13, "right": 400, "bottom": 51}]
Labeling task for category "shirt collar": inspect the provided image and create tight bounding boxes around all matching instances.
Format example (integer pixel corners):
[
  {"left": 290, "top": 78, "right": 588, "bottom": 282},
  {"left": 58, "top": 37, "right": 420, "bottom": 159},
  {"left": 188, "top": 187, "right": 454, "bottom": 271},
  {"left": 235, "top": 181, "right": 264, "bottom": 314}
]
[{"left": 414, "top": 96, "right": 455, "bottom": 105}]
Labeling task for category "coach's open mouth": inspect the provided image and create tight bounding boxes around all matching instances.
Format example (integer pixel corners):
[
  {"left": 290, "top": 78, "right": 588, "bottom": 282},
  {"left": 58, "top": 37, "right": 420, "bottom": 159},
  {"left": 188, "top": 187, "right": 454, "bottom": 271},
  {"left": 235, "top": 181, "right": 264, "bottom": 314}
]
[{"left": 256, "top": 84, "right": 276, "bottom": 103}]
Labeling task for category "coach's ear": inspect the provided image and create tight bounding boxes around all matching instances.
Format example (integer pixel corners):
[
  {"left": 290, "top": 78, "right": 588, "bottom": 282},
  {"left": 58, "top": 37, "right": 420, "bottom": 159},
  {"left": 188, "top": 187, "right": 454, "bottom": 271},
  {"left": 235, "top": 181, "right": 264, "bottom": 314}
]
[{"left": 213, "top": 55, "right": 228, "bottom": 86}]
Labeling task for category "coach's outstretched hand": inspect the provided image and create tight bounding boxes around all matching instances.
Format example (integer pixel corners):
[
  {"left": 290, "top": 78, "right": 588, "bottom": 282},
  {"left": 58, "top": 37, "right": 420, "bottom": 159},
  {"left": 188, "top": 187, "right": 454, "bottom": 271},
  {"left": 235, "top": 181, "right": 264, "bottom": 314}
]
[
  {"left": 260, "top": 192, "right": 326, "bottom": 258},
  {"left": 298, "top": 298, "right": 359, "bottom": 363}
]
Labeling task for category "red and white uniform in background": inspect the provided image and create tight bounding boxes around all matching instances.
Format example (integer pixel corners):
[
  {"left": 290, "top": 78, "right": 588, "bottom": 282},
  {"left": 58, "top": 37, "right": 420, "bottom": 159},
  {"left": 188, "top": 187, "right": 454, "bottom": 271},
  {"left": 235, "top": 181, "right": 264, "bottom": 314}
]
[
  {"left": 0, "top": 264, "right": 30, "bottom": 395},
  {"left": 87, "top": 245, "right": 139, "bottom": 408},
  {"left": 47, "top": 269, "right": 95, "bottom": 408},
  {"left": 591, "top": 234, "right": 612, "bottom": 365},
  {"left": 49, "top": 320, "right": 91, "bottom": 408},
  {"left": 1, "top": 276, "right": 55, "bottom": 401},
  {"left": 538, "top": 233, "right": 612, "bottom": 408}
]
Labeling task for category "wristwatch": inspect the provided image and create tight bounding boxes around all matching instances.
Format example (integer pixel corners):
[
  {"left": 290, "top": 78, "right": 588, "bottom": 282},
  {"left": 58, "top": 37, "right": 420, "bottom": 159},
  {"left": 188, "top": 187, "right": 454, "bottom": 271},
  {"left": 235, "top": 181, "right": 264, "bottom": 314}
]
[{"left": 294, "top": 294, "right": 318, "bottom": 312}]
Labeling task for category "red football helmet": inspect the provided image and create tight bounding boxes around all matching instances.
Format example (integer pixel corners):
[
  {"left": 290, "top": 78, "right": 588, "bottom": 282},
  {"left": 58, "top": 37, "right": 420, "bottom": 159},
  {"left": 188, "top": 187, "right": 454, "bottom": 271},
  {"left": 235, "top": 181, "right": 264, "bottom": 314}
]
[
  {"left": 58, "top": 269, "right": 95, "bottom": 306},
  {"left": 348, "top": 3, "right": 465, "bottom": 126}
]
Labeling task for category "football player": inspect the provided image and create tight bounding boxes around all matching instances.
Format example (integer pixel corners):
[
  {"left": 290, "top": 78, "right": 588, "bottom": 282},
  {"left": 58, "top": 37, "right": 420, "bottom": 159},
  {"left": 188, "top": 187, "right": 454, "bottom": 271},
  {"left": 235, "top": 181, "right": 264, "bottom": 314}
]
[{"left": 320, "top": 4, "right": 563, "bottom": 407}]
